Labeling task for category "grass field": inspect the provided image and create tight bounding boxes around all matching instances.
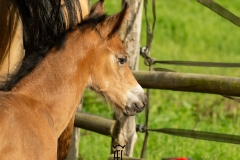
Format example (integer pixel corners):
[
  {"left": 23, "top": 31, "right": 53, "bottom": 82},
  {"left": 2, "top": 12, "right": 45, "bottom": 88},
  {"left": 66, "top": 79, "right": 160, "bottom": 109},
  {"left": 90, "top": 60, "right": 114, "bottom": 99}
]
[{"left": 79, "top": 0, "right": 240, "bottom": 159}]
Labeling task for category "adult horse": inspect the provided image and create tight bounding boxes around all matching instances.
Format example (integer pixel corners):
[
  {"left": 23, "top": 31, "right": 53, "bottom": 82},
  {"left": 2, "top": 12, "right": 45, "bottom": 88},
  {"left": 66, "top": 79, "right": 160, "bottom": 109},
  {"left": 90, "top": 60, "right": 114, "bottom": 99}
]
[
  {"left": 0, "top": 0, "right": 89, "bottom": 159},
  {"left": 0, "top": 0, "right": 147, "bottom": 159}
]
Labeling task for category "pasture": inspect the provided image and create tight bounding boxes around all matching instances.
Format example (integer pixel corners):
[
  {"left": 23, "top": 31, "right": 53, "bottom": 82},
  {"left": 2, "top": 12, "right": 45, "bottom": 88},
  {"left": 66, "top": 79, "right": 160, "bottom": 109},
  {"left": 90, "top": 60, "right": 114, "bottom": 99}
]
[{"left": 80, "top": 0, "right": 240, "bottom": 159}]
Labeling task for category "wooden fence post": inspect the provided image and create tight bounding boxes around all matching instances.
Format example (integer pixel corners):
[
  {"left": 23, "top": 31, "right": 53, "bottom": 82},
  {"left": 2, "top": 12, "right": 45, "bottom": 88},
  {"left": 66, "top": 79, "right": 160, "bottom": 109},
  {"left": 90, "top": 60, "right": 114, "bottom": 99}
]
[{"left": 112, "top": 0, "right": 143, "bottom": 157}]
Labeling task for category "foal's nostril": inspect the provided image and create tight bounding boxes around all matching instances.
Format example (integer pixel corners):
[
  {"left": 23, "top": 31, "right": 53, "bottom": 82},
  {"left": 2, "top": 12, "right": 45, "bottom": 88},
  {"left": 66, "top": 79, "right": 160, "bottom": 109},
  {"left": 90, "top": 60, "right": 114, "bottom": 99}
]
[
  {"left": 133, "top": 103, "right": 142, "bottom": 112},
  {"left": 125, "top": 87, "right": 148, "bottom": 116},
  {"left": 134, "top": 102, "right": 145, "bottom": 113},
  {"left": 142, "top": 102, "right": 146, "bottom": 108}
]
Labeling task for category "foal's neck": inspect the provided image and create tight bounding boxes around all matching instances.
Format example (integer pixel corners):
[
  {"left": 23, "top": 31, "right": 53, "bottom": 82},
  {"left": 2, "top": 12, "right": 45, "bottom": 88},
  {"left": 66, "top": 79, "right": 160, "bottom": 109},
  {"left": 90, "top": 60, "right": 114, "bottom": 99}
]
[{"left": 13, "top": 29, "right": 91, "bottom": 137}]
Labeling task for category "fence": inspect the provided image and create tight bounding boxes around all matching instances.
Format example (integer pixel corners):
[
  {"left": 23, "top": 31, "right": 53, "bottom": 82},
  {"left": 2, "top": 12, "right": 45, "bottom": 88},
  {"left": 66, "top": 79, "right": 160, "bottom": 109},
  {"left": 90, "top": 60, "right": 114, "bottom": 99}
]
[{"left": 74, "top": 70, "right": 240, "bottom": 159}]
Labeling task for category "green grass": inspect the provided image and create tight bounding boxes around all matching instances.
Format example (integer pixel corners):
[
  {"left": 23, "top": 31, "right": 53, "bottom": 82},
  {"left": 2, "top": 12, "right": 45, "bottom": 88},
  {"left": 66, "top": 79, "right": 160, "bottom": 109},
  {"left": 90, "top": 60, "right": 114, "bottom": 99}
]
[{"left": 79, "top": 0, "right": 240, "bottom": 159}]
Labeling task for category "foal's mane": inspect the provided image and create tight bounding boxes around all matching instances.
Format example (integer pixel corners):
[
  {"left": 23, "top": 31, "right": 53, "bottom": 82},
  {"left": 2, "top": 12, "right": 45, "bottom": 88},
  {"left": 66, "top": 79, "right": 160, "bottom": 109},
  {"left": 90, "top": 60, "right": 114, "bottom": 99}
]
[{"left": 0, "top": 13, "right": 108, "bottom": 91}]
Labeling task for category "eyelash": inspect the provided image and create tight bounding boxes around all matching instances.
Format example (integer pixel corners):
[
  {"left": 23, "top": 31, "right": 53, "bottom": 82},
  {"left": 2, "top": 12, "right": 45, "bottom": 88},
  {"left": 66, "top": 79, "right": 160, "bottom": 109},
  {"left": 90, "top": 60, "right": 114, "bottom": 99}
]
[{"left": 117, "top": 56, "right": 127, "bottom": 65}]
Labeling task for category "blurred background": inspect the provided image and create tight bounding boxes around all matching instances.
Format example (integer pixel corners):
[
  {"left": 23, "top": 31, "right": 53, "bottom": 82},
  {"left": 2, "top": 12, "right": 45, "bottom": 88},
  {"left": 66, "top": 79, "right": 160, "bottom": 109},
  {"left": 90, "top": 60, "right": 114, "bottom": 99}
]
[{"left": 80, "top": 1, "right": 240, "bottom": 159}]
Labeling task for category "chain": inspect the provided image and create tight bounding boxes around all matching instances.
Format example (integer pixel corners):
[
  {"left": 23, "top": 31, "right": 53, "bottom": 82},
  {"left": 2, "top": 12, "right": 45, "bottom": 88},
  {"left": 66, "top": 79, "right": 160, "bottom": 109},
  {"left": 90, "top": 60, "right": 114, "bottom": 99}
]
[{"left": 140, "top": 0, "right": 156, "bottom": 158}]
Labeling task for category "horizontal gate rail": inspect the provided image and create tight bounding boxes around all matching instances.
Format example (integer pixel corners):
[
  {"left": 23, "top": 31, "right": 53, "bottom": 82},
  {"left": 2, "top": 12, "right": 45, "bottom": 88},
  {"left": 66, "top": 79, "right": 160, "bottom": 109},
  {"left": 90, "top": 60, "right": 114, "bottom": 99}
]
[
  {"left": 196, "top": 0, "right": 240, "bottom": 28},
  {"left": 74, "top": 112, "right": 119, "bottom": 138},
  {"left": 74, "top": 113, "right": 240, "bottom": 145},
  {"left": 133, "top": 71, "right": 240, "bottom": 96}
]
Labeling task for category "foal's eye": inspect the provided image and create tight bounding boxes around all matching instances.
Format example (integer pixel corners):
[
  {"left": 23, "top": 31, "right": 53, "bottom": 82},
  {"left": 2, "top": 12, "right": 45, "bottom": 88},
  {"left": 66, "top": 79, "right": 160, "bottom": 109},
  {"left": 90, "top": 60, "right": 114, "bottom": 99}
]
[{"left": 117, "top": 56, "right": 127, "bottom": 66}]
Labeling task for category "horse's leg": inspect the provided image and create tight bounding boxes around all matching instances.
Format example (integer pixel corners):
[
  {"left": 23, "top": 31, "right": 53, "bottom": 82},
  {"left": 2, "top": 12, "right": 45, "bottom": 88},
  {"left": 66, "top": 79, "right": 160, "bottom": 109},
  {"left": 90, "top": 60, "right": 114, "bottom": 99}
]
[
  {"left": 57, "top": 114, "right": 75, "bottom": 160},
  {"left": 65, "top": 121, "right": 81, "bottom": 160},
  {"left": 57, "top": 99, "right": 82, "bottom": 160}
]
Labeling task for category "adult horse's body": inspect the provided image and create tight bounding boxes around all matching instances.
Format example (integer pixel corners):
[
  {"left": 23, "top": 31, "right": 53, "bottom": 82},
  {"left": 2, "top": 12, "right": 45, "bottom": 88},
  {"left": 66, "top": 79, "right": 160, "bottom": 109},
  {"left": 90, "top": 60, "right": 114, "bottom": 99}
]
[
  {"left": 0, "top": 0, "right": 89, "bottom": 159},
  {"left": 0, "top": 1, "right": 146, "bottom": 159}
]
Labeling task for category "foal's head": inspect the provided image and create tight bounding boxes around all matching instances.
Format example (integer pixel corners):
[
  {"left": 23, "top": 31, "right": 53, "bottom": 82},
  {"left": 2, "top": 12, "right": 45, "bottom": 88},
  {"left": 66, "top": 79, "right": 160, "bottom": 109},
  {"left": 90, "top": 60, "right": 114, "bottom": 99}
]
[{"left": 82, "top": 0, "right": 147, "bottom": 116}]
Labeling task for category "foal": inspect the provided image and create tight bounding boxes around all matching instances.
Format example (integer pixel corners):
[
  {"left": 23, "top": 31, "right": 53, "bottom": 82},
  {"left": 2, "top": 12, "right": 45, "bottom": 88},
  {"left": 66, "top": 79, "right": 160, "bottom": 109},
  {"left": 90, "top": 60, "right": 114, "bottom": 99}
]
[
  {"left": 0, "top": 1, "right": 146, "bottom": 159},
  {"left": 0, "top": 0, "right": 90, "bottom": 159}
]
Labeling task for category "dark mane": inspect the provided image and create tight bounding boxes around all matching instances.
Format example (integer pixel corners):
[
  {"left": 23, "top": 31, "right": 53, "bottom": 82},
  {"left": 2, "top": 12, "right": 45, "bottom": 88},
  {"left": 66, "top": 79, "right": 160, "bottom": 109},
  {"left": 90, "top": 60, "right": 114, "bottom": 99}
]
[
  {"left": 11, "top": 0, "right": 83, "bottom": 55},
  {"left": 0, "top": 13, "right": 108, "bottom": 91}
]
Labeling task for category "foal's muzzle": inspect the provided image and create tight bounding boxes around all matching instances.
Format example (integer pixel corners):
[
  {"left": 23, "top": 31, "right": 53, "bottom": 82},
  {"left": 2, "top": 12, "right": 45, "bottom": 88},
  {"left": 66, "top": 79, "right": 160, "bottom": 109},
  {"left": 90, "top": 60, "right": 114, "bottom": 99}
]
[{"left": 123, "top": 85, "right": 147, "bottom": 116}]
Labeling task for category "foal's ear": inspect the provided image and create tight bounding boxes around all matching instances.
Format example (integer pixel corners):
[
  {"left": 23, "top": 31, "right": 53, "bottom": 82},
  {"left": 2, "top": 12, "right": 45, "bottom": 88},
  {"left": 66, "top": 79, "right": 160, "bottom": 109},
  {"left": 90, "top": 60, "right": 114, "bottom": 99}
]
[
  {"left": 97, "top": 3, "right": 129, "bottom": 39},
  {"left": 89, "top": 0, "right": 104, "bottom": 17}
]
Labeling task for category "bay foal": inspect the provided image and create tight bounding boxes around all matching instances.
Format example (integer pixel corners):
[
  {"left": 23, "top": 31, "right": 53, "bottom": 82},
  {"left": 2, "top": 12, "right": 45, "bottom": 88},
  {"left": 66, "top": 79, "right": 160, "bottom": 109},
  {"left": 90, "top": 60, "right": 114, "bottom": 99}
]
[
  {"left": 0, "top": 0, "right": 88, "bottom": 159},
  {"left": 0, "top": 1, "right": 146, "bottom": 159}
]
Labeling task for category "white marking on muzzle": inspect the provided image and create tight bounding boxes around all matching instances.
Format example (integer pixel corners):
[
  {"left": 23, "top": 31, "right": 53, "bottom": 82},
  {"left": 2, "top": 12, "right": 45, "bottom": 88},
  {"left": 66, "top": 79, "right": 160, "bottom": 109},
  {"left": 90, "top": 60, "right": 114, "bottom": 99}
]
[{"left": 125, "top": 84, "right": 146, "bottom": 116}]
